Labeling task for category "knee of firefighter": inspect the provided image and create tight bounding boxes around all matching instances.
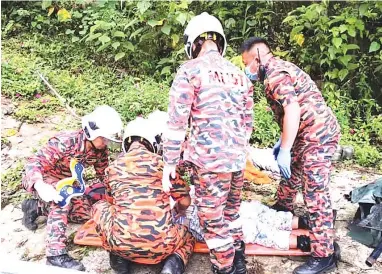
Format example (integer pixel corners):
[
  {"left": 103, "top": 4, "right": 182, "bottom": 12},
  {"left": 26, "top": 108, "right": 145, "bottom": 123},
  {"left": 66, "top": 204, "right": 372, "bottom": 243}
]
[
  {"left": 195, "top": 196, "right": 225, "bottom": 209},
  {"left": 195, "top": 197, "right": 225, "bottom": 229},
  {"left": 93, "top": 201, "right": 114, "bottom": 224}
]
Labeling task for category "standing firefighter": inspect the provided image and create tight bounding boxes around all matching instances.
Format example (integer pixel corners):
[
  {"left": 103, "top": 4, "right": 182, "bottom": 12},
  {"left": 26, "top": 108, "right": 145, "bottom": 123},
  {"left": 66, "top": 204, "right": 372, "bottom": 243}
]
[
  {"left": 21, "top": 105, "right": 123, "bottom": 271},
  {"left": 92, "top": 113, "right": 195, "bottom": 274},
  {"left": 240, "top": 37, "right": 341, "bottom": 274},
  {"left": 162, "top": 12, "right": 254, "bottom": 274}
]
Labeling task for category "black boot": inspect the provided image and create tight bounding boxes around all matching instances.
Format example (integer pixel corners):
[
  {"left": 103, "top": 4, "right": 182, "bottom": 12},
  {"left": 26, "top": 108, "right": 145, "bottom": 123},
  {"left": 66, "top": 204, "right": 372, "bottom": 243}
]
[
  {"left": 109, "top": 252, "right": 131, "bottom": 274},
  {"left": 46, "top": 254, "right": 85, "bottom": 271},
  {"left": 161, "top": 254, "right": 185, "bottom": 274},
  {"left": 212, "top": 264, "right": 236, "bottom": 274},
  {"left": 271, "top": 202, "right": 293, "bottom": 213},
  {"left": 234, "top": 241, "right": 247, "bottom": 274},
  {"left": 332, "top": 210, "right": 337, "bottom": 227},
  {"left": 298, "top": 216, "right": 310, "bottom": 229},
  {"left": 21, "top": 199, "right": 40, "bottom": 231},
  {"left": 333, "top": 241, "right": 341, "bottom": 261},
  {"left": 293, "top": 242, "right": 340, "bottom": 274},
  {"left": 297, "top": 235, "right": 311, "bottom": 252}
]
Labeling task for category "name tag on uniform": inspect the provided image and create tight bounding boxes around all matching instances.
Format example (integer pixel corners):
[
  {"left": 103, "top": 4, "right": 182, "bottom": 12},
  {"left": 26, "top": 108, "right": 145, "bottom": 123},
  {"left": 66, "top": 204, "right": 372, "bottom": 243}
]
[
  {"left": 207, "top": 70, "right": 245, "bottom": 87},
  {"left": 86, "top": 158, "right": 97, "bottom": 165}
]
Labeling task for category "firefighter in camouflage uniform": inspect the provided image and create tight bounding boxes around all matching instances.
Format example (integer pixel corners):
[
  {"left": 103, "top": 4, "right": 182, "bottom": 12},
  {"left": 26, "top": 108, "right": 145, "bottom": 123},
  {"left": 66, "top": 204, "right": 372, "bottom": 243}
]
[
  {"left": 162, "top": 13, "right": 254, "bottom": 274},
  {"left": 241, "top": 37, "right": 341, "bottom": 274},
  {"left": 21, "top": 105, "right": 123, "bottom": 271},
  {"left": 92, "top": 112, "right": 195, "bottom": 274}
]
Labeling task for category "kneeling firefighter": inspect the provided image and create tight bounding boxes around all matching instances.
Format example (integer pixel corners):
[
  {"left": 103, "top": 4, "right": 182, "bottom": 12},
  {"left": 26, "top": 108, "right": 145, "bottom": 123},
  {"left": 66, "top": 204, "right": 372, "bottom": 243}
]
[{"left": 92, "top": 112, "right": 196, "bottom": 274}]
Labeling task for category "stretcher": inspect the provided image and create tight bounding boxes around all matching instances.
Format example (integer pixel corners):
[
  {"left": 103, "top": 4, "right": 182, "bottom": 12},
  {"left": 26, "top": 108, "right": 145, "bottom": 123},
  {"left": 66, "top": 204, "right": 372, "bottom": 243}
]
[{"left": 74, "top": 220, "right": 310, "bottom": 256}]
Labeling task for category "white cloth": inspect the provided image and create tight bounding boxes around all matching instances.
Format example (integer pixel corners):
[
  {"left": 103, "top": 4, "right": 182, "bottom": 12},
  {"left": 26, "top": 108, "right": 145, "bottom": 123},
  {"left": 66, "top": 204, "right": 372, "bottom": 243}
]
[
  {"left": 173, "top": 198, "right": 294, "bottom": 250},
  {"left": 247, "top": 147, "right": 280, "bottom": 175},
  {"left": 240, "top": 201, "right": 292, "bottom": 250}
]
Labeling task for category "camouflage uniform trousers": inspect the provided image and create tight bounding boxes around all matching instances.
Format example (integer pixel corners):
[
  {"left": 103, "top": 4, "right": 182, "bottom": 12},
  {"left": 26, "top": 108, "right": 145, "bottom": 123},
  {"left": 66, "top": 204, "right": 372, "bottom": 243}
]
[
  {"left": 35, "top": 176, "right": 100, "bottom": 257},
  {"left": 38, "top": 197, "right": 92, "bottom": 257},
  {"left": 276, "top": 134, "right": 340, "bottom": 257},
  {"left": 91, "top": 200, "right": 196, "bottom": 266},
  {"left": 190, "top": 163, "right": 245, "bottom": 270}
]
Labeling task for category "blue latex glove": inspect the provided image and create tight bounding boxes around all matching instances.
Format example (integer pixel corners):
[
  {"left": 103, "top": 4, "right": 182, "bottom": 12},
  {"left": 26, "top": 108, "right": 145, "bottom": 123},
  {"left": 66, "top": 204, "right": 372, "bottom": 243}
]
[
  {"left": 273, "top": 138, "right": 282, "bottom": 159},
  {"left": 277, "top": 148, "right": 291, "bottom": 179}
]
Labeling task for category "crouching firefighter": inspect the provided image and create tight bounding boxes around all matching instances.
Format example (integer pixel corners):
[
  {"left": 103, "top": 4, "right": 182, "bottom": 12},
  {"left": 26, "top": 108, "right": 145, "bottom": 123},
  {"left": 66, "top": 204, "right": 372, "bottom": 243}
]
[
  {"left": 91, "top": 114, "right": 196, "bottom": 274},
  {"left": 21, "top": 105, "right": 123, "bottom": 271}
]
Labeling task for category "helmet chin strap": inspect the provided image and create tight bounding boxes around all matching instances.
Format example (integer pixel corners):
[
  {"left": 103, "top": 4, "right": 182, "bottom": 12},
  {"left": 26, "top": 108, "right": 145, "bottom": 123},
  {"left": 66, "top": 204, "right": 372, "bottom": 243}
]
[
  {"left": 90, "top": 140, "right": 98, "bottom": 150},
  {"left": 86, "top": 139, "right": 104, "bottom": 153},
  {"left": 192, "top": 32, "right": 223, "bottom": 59},
  {"left": 124, "top": 137, "right": 156, "bottom": 154}
]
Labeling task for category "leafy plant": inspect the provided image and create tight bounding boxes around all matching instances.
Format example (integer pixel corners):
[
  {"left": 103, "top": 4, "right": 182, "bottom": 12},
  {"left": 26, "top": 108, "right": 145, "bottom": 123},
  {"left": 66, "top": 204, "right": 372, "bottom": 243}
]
[
  {"left": 353, "top": 144, "right": 382, "bottom": 169},
  {"left": 1, "top": 160, "right": 31, "bottom": 208},
  {"left": 1, "top": 0, "right": 381, "bottom": 169},
  {"left": 282, "top": 1, "right": 381, "bottom": 117},
  {"left": 14, "top": 95, "right": 61, "bottom": 123},
  {"left": 251, "top": 96, "right": 279, "bottom": 148},
  {"left": 1, "top": 47, "right": 45, "bottom": 99}
]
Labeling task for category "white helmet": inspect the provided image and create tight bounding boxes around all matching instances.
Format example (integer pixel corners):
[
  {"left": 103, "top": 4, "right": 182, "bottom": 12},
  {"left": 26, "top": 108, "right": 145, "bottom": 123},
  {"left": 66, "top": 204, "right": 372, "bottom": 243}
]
[
  {"left": 123, "top": 110, "right": 169, "bottom": 154},
  {"left": 183, "top": 12, "right": 227, "bottom": 59},
  {"left": 147, "top": 110, "right": 169, "bottom": 135},
  {"left": 82, "top": 105, "right": 123, "bottom": 143}
]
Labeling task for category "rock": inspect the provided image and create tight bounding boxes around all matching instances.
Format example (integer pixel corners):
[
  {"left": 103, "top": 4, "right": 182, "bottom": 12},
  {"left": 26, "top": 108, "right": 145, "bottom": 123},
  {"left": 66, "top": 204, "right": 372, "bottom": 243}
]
[
  {"left": 1, "top": 139, "right": 11, "bottom": 150},
  {"left": 18, "top": 123, "right": 45, "bottom": 137},
  {"left": 2, "top": 119, "right": 19, "bottom": 130},
  {"left": 2, "top": 104, "right": 15, "bottom": 115},
  {"left": 81, "top": 249, "right": 111, "bottom": 274}
]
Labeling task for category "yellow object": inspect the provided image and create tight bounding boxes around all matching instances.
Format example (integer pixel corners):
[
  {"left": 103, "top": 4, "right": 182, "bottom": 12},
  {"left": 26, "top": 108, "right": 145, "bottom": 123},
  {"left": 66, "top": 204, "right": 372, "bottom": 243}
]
[
  {"left": 4, "top": 128, "right": 17, "bottom": 137},
  {"left": 244, "top": 158, "right": 271, "bottom": 185},
  {"left": 55, "top": 159, "right": 79, "bottom": 191},
  {"left": 57, "top": 8, "right": 71, "bottom": 22},
  {"left": 293, "top": 33, "right": 305, "bottom": 46},
  {"left": 67, "top": 187, "right": 73, "bottom": 194}
]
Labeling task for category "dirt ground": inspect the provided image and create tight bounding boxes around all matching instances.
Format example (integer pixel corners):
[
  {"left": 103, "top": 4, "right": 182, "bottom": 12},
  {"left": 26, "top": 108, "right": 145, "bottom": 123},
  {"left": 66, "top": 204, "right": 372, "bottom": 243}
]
[{"left": 1, "top": 97, "right": 382, "bottom": 274}]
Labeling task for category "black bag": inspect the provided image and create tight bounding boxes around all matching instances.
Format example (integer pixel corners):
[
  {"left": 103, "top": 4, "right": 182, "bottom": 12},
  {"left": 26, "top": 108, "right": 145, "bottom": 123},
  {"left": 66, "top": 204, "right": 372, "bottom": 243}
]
[{"left": 345, "top": 177, "right": 382, "bottom": 266}]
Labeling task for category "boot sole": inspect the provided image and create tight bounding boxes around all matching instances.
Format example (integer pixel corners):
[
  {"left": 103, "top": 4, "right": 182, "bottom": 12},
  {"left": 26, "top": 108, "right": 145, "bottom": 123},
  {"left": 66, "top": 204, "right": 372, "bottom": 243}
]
[
  {"left": 292, "top": 263, "right": 336, "bottom": 274},
  {"left": 321, "top": 264, "right": 336, "bottom": 274},
  {"left": 46, "top": 261, "right": 86, "bottom": 271}
]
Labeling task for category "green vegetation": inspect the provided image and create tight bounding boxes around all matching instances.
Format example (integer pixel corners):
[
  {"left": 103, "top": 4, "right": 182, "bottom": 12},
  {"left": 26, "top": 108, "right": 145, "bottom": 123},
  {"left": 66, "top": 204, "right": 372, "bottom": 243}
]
[
  {"left": 1, "top": 0, "right": 381, "bottom": 169},
  {"left": 1, "top": 161, "right": 31, "bottom": 207}
]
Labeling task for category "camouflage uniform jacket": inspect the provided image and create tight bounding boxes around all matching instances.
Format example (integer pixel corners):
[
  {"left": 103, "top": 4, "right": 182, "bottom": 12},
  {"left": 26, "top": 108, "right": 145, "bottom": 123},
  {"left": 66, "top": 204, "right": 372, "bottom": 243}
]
[
  {"left": 264, "top": 57, "right": 340, "bottom": 144},
  {"left": 163, "top": 50, "right": 254, "bottom": 173},
  {"left": 22, "top": 130, "right": 109, "bottom": 192},
  {"left": 103, "top": 142, "right": 190, "bottom": 251}
]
